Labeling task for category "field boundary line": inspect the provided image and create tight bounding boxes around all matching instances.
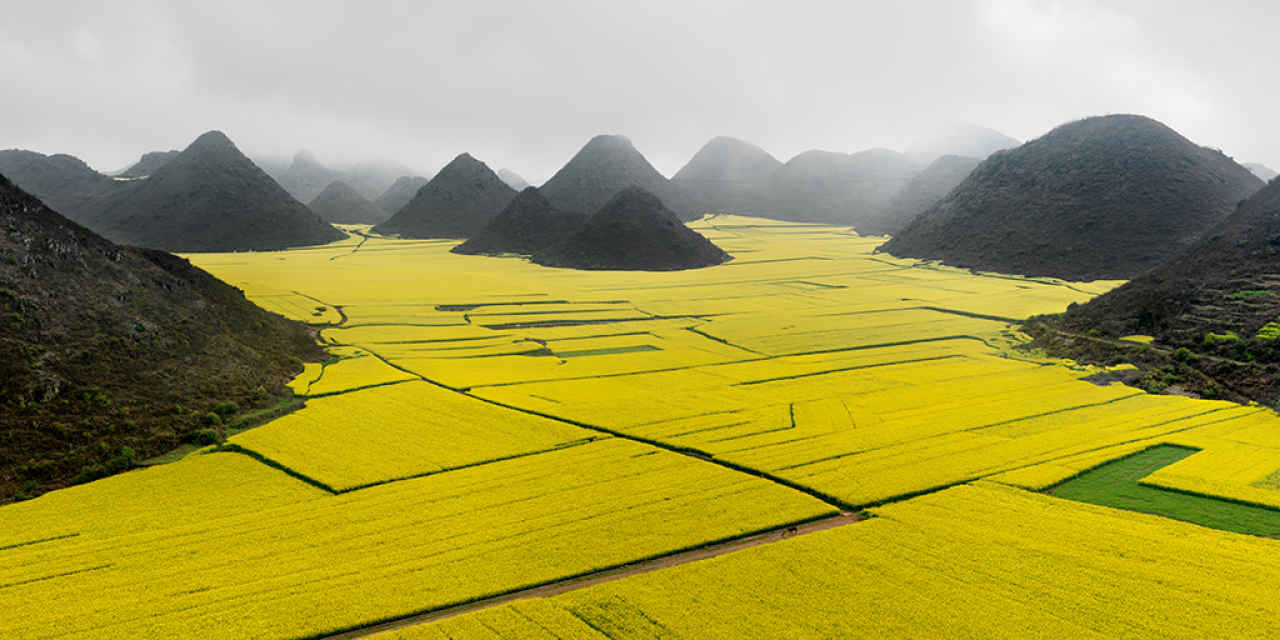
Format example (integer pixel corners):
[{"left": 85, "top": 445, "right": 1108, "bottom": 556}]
[{"left": 218, "top": 437, "right": 605, "bottom": 495}]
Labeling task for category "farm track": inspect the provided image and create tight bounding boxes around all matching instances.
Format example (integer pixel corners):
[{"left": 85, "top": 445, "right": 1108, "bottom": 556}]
[
  {"left": 315, "top": 510, "right": 864, "bottom": 640},
  {"left": 329, "top": 231, "right": 371, "bottom": 261}
]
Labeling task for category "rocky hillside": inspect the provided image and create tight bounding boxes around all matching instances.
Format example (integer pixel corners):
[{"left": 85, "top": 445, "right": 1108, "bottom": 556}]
[
  {"left": 860, "top": 155, "right": 980, "bottom": 236},
  {"left": 533, "top": 187, "right": 730, "bottom": 270},
  {"left": 90, "top": 131, "right": 345, "bottom": 252},
  {"left": 540, "top": 135, "right": 686, "bottom": 219},
  {"left": 0, "top": 173, "right": 324, "bottom": 502},
  {"left": 308, "top": 180, "right": 390, "bottom": 225},
  {"left": 372, "top": 153, "right": 515, "bottom": 238},
  {"left": 671, "top": 136, "right": 781, "bottom": 217},
  {"left": 880, "top": 114, "right": 1263, "bottom": 280},
  {"left": 1030, "top": 176, "right": 1280, "bottom": 405}
]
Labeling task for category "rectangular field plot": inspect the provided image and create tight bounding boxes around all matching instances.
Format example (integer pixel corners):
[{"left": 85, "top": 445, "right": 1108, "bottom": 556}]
[
  {"left": 475, "top": 348, "right": 1246, "bottom": 507},
  {"left": 399, "top": 482, "right": 1280, "bottom": 638},
  {"left": 287, "top": 346, "right": 418, "bottom": 396},
  {"left": 993, "top": 407, "right": 1280, "bottom": 508},
  {"left": 693, "top": 307, "right": 1012, "bottom": 355},
  {"left": 229, "top": 381, "right": 595, "bottom": 491},
  {"left": 0, "top": 439, "right": 834, "bottom": 640},
  {"left": 0, "top": 453, "right": 327, "bottom": 548}
]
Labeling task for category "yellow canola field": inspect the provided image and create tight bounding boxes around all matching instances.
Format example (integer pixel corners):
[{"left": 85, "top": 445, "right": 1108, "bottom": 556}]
[
  {"left": 993, "top": 405, "right": 1280, "bottom": 507},
  {"left": 0, "top": 439, "right": 834, "bottom": 640},
  {"left": 288, "top": 345, "right": 418, "bottom": 396},
  {"left": 0, "top": 217, "right": 1246, "bottom": 637},
  {"left": 230, "top": 380, "right": 595, "bottom": 491},
  {"left": 393, "top": 482, "right": 1280, "bottom": 639},
  {"left": 474, "top": 342, "right": 1245, "bottom": 506},
  {"left": 372, "top": 599, "right": 610, "bottom": 639},
  {"left": 184, "top": 225, "right": 1280, "bottom": 510},
  {"left": 0, "top": 453, "right": 326, "bottom": 548}
]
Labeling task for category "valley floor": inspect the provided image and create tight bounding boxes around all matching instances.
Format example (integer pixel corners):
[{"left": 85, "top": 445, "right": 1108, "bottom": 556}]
[{"left": 3, "top": 216, "right": 1279, "bottom": 638}]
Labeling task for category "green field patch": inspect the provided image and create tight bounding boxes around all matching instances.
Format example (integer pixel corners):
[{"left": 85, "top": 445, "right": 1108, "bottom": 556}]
[
  {"left": 1047, "top": 444, "right": 1280, "bottom": 537},
  {"left": 557, "top": 345, "right": 662, "bottom": 358},
  {"left": 776, "top": 280, "right": 848, "bottom": 290}
]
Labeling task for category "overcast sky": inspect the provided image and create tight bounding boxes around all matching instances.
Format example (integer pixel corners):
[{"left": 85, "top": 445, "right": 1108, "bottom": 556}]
[{"left": 3, "top": 1, "right": 1276, "bottom": 183}]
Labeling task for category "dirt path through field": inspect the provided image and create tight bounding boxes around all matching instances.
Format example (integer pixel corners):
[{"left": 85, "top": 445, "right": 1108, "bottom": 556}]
[{"left": 318, "top": 510, "right": 863, "bottom": 639}]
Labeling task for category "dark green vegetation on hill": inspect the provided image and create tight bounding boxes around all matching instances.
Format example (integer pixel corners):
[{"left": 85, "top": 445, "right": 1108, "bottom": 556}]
[
  {"left": 115, "top": 150, "right": 179, "bottom": 178},
  {"left": 452, "top": 187, "right": 587, "bottom": 256},
  {"left": 671, "top": 136, "right": 781, "bottom": 218},
  {"left": 860, "top": 154, "right": 980, "bottom": 236},
  {"left": 0, "top": 174, "right": 324, "bottom": 503},
  {"left": 533, "top": 187, "right": 730, "bottom": 271},
  {"left": 1029, "top": 175, "right": 1280, "bottom": 406},
  {"left": 1047, "top": 445, "right": 1280, "bottom": 537},
  {"left": 763, "top": 148, "right": 918, "bottom": 227},
  {"left": 373, "top": 153, "right": 515, "bottom": 238},
  {"left": 308, "top": 180, "right": 390, "bottom": 225},
  {"left": 90, "top": 131, "right": 345, "bottom": 252},
  {"left": 881, "top": 114, "right": 1264, "bottom": 280},
  {"left": 541, "top": 135, "right": 689, "bottom": 219},
  {"left": 374, "top": 175, "right": 429, "bottom": 214}
]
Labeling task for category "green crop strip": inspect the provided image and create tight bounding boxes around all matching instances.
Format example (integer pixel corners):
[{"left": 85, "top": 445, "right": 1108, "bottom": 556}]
[{"left": 1047, "top": 444, "right": 1280, "bottom": 537}]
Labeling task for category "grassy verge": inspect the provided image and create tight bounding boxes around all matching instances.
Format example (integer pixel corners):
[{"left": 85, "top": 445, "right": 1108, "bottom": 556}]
[
  {"left": 1047, "top": 444, "right": 1280, "bottom": 537},
  {"left": 139, "top": 397, "right": 305, "bottom": 466}
]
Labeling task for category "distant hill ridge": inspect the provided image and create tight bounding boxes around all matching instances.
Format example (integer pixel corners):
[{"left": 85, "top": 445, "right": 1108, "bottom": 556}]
[
  {"left": 374, "top": 175, "right": 429, "bottom": 213},
  {"left": 91, "top": 131, "right": 345, "bottom": 252},
  {"left": 452, "top": 187, "right": 587, "bottom": 256},
  {"left": 905, "top": 124, "right": 1019, "bottom": 164},
  {"left": 762, "top": 147, "right": 919, "bottom": 227},
  {"left": 0, "top": 149, "right": 119, "bottom": 226},
  {"left": 540, "top": 135, "right": 688, "bottom": 219},
  {"left": 861, "top": 154, "right": 980, "bottom": 236},
  {"left": 373, "top": 153, "right": 516, "bottom": 238},
  {"left": 115, "top": 150, "right": 179, "bottom": 178},
  {"left": 1245, "top": 163, "right": 1278, "bottom": 182},
  {"left": 672, "top": 136, "right": 781, "bottom": 217},
  {"left": 880, "top": 114, "right": 1264, "bottom": 280},
  {"left": 308, "top": 180, "right": 390, "bottom": 225},
  {"left": 533, "top": 186, "right": 730, "bottom": 271},
  {"left": 498, "top": 168, "right": 531, "bottom": 191}
]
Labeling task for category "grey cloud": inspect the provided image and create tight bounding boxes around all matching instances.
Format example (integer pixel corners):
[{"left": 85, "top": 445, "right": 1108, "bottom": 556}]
[{"left": 2, "top": 0, "right": 1276, "bottom": 184}]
